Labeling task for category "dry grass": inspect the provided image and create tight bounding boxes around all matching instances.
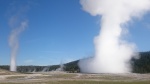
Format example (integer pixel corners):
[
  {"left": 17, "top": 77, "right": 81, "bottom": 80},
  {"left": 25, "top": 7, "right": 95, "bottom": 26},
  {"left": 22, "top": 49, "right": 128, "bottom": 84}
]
[
  {"left": 1, "top": 80, "right": 150, "bottom": 84},
  {"left": 0, "top": 71, "right": 149, "bottom": 84},
  {"left": 0, "top": 69, "right": 21, "bottom": 75}
]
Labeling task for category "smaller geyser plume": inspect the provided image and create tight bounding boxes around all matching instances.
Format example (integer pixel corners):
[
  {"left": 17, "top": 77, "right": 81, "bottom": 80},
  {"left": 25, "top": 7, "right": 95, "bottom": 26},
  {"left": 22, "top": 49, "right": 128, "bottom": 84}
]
[
  {"left": 32, "top": 68, "right": 36, "bottom": 72},
  {"left": 79, "top": 0, "right": 150, "bottom": 73},
  {"left": 42, "top": 66, "right": 51, "bottom": 72},
  {"left": 60, "top": 62, "right": 64, "bottom": 71},
  {"left": 8, "top": 5, "right": 28, "bottom": 71},
  {"left": 56, "top": 61, "right": 64, "bottom": 71},
  {"left": 9, "top": 21, "right": 28, "bottom": 71}
]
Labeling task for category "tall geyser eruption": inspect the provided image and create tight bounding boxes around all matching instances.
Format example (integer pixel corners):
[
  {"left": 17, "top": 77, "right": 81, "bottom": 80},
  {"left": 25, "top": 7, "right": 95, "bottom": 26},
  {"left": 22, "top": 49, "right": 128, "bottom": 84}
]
[
  {"left": 9, "top": 21, "right": 27, "bottom": 71},
  {"left": 79, "top": 0, "right": 150, "bottom": 73},
  {"left": 8, "top": 5, "right": 28, "bottom": 71}
]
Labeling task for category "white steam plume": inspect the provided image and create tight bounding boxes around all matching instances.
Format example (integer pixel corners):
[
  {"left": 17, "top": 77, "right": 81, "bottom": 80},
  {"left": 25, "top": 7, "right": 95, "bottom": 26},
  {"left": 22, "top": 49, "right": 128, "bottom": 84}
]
[
  {"left": 79, "top": 0, "right": 150, "bottom": 73},
  {"left": 8, "top": 5, "right": 29, "bottom": 71},
  {"left": 9, "top": 21, "right": 27, "bottom": 71}
]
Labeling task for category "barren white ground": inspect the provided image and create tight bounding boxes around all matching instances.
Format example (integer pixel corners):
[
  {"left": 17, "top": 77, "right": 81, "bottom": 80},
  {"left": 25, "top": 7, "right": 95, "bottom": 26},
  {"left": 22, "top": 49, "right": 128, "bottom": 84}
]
[{"left": 0, "top": 70, "right": 150, "bottom": 83}]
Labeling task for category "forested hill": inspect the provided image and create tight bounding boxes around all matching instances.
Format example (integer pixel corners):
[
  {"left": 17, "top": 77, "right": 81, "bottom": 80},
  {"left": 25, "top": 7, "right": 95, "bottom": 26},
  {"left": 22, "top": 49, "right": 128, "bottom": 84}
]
[
  {"left": 63, "top": 51, "right": 150, "bottom": 73},
  {"left": 0, "top": 51, "right": 150, "bottom": 73},
  {"left": 132, "top": 51, "right": 150, "bottom": 73}
]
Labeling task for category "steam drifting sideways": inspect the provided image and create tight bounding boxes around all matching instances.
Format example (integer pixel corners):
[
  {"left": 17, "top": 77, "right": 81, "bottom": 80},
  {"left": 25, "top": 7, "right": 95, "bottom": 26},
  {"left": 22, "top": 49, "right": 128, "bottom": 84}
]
[
  {"left": 8, "top": 6, "right": 28, "bottom": 72},
  {"left": 79, "top": 0, "right": 150, "bottom": 73}
]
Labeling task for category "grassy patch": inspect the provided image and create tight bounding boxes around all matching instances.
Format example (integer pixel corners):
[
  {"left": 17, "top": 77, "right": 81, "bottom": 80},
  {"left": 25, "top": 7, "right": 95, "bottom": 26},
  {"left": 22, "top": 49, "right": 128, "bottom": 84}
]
[
  {"left": 54, "top": 81, "right": 150, "bottom": 84},
  {"left": 51, "top": 74, "right": 76, "bottom": 78},
  {"left": 0, "top": 80, "right": 150, "bottom": 84},
  {"left": 6, "top": 76, "right": 26, "bottom": 79}
]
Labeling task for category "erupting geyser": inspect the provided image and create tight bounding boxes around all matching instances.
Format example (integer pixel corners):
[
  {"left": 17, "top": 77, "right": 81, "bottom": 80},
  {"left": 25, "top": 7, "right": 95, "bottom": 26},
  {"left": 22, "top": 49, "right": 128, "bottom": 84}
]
[
  {"left": 79, "top": 0, "right": 150, "bottom": 73},
  {"left": 9, "top": 21, "right": 27, "bottom": 71},
  {"left": 8, "top": 5, "right": 28, "bottom": 72}
]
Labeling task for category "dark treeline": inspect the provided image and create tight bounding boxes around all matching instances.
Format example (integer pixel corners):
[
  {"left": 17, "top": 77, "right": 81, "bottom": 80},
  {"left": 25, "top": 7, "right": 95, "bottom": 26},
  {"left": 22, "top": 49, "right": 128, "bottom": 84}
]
[
  {"left": 64, "top": 60, "right": 79, "bottom": 73},
  {"left": 132, "top": 51, "right": 150, "bottom": 73},
  {"left": 0, "top": 51, "right": 150, "bottom": 73},
  {"left": 0, "top": 65, "right": 60, "bottom": 73}
]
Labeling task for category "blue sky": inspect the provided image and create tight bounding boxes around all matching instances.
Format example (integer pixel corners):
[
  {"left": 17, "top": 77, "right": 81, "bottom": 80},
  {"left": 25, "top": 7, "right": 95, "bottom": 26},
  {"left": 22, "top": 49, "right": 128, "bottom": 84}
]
[{"left": 0, "top": 0, "right": 150, "bottom": 66}]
